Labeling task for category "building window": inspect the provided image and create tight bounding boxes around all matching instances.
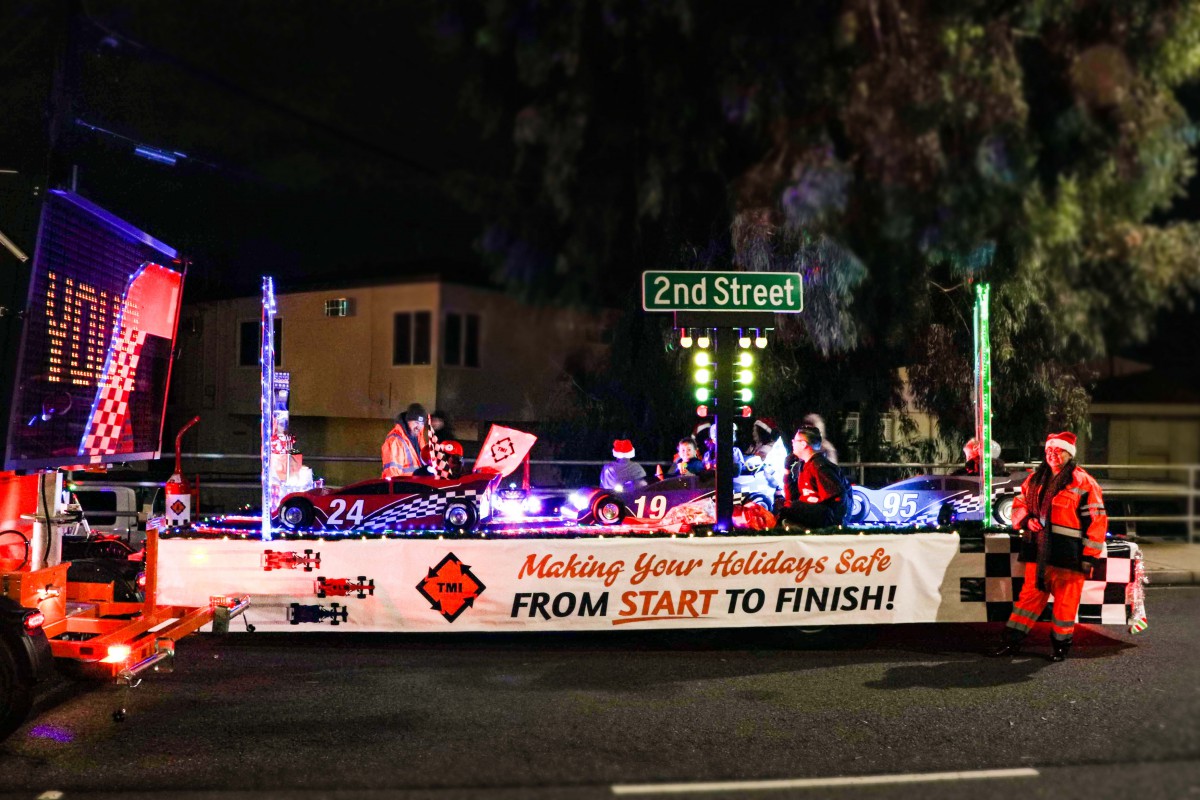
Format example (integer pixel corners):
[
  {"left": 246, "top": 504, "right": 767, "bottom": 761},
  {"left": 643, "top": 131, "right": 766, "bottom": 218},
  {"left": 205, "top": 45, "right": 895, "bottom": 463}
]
[
  {"left": 393, "top": 311, "right": 431, "bottom": 366},
  {"left": 324, "top": 298, "right": 352, "bottom": 317},
  {"left": 843, "top": 412, "right": 860, "bottom": 441},
  {"left": 443, "top": 312, "right": 480, "bottom": 368},
  {"left": 240, "top": 319, "right": 281, "bottom": 367}
]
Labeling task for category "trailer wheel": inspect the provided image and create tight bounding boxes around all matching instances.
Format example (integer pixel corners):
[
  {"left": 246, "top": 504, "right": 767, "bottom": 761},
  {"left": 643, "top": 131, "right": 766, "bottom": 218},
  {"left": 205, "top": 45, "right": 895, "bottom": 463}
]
[{"left": 0, "top": 638, "right": 34, "bottom": 740}]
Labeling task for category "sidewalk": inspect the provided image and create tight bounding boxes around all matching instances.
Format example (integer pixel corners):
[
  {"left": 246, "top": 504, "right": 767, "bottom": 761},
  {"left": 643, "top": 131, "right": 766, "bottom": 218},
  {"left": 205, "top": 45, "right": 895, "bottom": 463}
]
[{"left": 1133, "top": 539, "right": 1200, "bottom": 586}]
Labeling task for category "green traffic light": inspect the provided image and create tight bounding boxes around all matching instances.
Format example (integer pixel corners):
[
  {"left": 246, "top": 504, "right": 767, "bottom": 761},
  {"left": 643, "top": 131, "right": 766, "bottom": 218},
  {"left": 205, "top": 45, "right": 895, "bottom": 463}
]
[
  {"left": 695, "top": 387, "right": 710, "bottom": 402},
  {"left": 695, "top": 368, "right": 711, "bottom": 384},
  {"left": 738, "top": 352, "right": 753, "bottom": 367},
  {"left": 739, "top": 388, "right": 753, "bottom": 402},
  {"left": 736, "top": 369, "right": 753, "bottom": 384}
]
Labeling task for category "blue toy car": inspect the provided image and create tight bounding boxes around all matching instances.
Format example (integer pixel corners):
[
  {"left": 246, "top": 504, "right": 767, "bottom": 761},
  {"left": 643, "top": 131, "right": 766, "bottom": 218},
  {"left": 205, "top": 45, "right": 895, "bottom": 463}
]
[{"left": 845, "top": 472, "right": 1024, "bottom": 528}]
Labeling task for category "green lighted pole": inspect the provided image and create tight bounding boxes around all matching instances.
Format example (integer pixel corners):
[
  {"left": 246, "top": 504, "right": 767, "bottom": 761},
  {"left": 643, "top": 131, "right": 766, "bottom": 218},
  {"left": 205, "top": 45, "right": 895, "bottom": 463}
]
[{"left": 973, "top": 283, "right": 992, "bottom": 525}]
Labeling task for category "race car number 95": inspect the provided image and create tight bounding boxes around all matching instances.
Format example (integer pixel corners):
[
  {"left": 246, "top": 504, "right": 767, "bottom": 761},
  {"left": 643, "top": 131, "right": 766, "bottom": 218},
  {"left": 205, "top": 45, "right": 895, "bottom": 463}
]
[{"left": 882, "top": 492, "right": 918, "bottom": 519}]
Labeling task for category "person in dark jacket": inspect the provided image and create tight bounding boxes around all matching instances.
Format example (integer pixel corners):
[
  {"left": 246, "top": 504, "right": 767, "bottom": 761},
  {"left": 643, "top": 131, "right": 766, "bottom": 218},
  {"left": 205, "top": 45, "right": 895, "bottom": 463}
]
[
  {"left": 988, "top": 431, "right": 1107, "bottom": 662},
  {"left": 777, "top": 425, "right": 847, "bottom": 528}
]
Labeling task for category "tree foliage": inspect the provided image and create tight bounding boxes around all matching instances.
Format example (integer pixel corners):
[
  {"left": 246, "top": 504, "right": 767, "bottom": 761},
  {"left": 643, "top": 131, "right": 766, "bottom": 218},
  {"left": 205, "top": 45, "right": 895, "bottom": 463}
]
[{"left": 434, "top": 0, "right": 1200, "bottom": 456}]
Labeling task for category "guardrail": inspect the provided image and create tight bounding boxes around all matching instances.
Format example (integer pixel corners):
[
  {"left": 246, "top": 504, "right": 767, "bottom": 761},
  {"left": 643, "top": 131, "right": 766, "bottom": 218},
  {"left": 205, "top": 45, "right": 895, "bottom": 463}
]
[{"left": 71, "top": 455, "right": 1200, "bottom": 543}]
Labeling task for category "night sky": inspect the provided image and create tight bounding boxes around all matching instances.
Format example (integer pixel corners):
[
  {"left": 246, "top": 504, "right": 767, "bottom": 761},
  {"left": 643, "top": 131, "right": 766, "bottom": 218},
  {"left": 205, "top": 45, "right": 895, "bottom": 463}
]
[
  {"left": 0, "top": 1, "right": 494, "bottom": 300},
  {"left": 0, "top": 1, "right": 1197, "bottom": 382}
]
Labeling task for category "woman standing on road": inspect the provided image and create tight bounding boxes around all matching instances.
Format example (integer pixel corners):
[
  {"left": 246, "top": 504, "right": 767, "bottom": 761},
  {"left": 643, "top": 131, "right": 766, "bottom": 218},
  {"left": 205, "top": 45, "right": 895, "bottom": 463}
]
[{"left": 989, "top": 432, "right": 1107, "bottom": 662}]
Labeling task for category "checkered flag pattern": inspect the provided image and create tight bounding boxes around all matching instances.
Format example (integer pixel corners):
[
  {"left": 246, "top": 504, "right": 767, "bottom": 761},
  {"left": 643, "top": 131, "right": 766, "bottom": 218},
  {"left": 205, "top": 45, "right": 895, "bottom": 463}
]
[
  {"left": 427, "top": 427, "right": 452, "bottom": 479},
  {"left": 919, "top": 483, "right": 1020, "bottom": 526},
  {"left": 959, "top": 533, "right": 1138, "bottom": 626},
  {"left": 81, "top": 327, "right": 147, "bottom": 456},
  {"left": 349, "top": 488, "right": 483, "bottom": 531}
]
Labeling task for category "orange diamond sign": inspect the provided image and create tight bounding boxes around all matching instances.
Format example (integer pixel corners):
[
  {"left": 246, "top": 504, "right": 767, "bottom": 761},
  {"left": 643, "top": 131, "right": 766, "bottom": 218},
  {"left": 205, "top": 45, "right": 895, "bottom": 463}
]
[{"left": 416, "top": 553, "right": 485, "bottom": 622}]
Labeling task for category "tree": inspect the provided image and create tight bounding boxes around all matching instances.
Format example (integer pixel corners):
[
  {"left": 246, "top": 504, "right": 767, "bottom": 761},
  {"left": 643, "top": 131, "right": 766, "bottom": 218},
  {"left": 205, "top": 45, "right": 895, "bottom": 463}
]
[{"left": 434, "top": 0, "right": 1200, "bottom": 455}]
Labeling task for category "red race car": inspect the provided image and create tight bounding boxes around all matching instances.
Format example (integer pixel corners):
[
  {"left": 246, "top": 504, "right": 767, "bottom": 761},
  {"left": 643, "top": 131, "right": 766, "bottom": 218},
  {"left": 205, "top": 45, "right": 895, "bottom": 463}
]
[{"left": 272, "top": 472, "right": 498, "bottom": 534}]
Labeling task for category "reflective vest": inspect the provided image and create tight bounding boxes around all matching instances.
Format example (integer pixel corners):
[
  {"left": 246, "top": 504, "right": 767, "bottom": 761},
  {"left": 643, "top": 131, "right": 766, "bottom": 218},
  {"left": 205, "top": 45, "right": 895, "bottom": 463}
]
[
  {"left": 1012, "top": 465, "right": 1107, "bottom": 572},
  {"left": 382, "top": 424, "right": 425, "bottom": 478}
]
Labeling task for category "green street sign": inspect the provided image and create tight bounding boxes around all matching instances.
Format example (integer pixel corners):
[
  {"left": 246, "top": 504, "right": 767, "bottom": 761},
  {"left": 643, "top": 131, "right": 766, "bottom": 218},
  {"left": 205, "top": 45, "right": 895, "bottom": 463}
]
[{"left": 642, "top": 270, "right": 803, "bottom": 313}]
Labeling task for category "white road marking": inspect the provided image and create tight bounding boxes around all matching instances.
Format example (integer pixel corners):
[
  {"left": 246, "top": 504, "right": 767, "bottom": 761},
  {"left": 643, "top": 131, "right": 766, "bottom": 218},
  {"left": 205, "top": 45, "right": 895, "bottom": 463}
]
[{"left": 611, "top": 767, "right": 1039, "bottom": 795}]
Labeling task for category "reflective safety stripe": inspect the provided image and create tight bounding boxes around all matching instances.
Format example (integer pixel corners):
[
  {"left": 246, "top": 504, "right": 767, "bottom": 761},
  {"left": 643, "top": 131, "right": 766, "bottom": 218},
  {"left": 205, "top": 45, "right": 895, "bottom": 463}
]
[
  {"left": 1012, "top": 607, "right": 1040, "bottom": 622},
  {"left": 1085, "top": 504, "right": 1105, "bottom": 513},
  {"left": 1007, "top": 619, "right": 1034, "bottom": 632},
  {"left": 1069, "top": 487, "right": 1086, "bottom": 495},
  {"left": 383, "top": 461, "right": 402, "bottom": 470},
  {"left": 1051, "top": 524, "right": 1081, "bottom": 537},
  {"left": 1051, "top": 630, "right": 1073, "bottom": 642}
]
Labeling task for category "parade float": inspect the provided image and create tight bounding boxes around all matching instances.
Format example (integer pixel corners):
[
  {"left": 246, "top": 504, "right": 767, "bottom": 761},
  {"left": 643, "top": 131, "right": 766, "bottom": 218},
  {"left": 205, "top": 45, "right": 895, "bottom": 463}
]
[{"left": 152, "top": 275, "right": 1148, "bottom": 636}]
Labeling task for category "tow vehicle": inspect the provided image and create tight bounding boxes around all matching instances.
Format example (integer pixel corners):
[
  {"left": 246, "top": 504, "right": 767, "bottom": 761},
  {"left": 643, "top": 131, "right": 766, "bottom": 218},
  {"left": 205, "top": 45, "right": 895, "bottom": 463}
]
[{"left": 0, "top": 190, "right": 249, "bottom": 739}]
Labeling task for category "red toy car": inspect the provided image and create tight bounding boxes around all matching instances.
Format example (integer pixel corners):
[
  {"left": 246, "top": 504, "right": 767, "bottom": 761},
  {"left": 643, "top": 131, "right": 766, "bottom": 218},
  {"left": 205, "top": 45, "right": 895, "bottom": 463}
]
[
  {"left": 315, "top": 576, "right": 375, "bottom": 599},
  {"left": 273, "top": 472, "right": 498, "bottom": 534},
  {"left": 262, "top": 549, "right": 321, "bottom": 572}
]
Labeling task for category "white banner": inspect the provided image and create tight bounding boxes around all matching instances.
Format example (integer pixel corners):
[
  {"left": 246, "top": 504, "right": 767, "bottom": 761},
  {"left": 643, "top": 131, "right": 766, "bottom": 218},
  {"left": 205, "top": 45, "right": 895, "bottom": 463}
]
[{"left": 159, "top": 533, "right": 967, "bottom": 632}]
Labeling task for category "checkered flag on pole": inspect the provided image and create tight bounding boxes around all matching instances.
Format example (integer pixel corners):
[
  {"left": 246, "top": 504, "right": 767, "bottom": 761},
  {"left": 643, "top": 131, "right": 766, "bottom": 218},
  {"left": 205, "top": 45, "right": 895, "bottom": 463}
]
[{"left": 426, "top": 423, "right": 452, "bottom": 479}]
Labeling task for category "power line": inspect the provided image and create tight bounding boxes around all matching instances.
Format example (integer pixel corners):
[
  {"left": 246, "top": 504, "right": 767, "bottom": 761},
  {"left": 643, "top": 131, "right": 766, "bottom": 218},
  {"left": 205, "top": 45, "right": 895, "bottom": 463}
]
[{"left": 78, "top": 4, "right": 441, "bottom": 181}]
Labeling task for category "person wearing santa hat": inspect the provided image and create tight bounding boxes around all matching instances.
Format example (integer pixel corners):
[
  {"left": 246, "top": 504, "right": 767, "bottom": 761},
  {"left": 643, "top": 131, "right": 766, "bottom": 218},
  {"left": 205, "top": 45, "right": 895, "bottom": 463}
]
[
  {"left": 600, "top": 439, "right": 648, "bottom": 493},
  {"left": 989, "top": 431, "right": 1108, "bottom": 662},
  {"left": 953, "top": 437, "right": 1006, "bottom": 477}
]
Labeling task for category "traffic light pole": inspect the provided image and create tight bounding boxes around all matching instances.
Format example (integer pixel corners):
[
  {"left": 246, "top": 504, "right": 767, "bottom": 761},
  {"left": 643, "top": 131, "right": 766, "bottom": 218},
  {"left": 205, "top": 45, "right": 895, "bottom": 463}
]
[{"left": 714, "top": 329, "right": 736, "bottom": 532}]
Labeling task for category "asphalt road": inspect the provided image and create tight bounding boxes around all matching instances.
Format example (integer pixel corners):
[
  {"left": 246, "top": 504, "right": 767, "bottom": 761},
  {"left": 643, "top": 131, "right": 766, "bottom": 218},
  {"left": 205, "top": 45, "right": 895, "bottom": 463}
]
[{"left": 1, "top": 586, "right": 1197, "bottom": 800}]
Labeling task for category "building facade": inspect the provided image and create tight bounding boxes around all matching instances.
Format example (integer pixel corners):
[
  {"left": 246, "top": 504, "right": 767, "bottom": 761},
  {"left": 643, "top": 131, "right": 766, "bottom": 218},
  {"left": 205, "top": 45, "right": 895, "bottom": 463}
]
[{"left": 168, "top": 277, "right": 612, "bottom": 485}]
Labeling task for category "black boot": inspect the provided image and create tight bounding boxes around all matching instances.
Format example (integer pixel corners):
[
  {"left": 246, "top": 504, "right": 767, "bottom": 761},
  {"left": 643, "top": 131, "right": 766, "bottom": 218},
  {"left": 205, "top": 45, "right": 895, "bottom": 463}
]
[
  {"left": 987, "top": 630, "right": 1024, "bottom": 657},
  {"left": 1051, "top": 639, "right": 1071, "bottom": 662}
]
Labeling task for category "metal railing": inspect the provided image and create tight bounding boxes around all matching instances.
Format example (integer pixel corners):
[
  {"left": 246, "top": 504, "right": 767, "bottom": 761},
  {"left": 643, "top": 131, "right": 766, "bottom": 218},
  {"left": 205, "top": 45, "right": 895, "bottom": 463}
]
[{"left": 70, "top": 455, "right": 1200, "bottom": 543}]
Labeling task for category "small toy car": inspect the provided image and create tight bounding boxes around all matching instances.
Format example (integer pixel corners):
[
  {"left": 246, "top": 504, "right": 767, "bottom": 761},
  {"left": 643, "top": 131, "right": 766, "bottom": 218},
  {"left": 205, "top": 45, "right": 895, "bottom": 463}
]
[
  {"left": 287, "top": 602, "right": 349, "bottom": 626},
  {"left": 262, "top": 549, "right": 321, "bottom": 572},
  {"left": 315, "top": 576, "right": 375, "bottom": 599}
]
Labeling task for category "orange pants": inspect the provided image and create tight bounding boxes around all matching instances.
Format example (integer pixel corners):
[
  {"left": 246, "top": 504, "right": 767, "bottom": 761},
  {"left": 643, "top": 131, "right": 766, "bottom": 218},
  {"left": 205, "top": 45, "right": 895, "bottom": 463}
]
[{"left": 1005, "top": 563, "right": 1085, "bottom": 643}]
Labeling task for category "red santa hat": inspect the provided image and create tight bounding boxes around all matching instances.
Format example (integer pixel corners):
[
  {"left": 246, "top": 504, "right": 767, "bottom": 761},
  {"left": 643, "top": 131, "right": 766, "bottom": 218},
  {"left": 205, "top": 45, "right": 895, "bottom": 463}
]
[
  {"left": 1045, "top": 432, "right": 1077, "bottom": 458},
  {"left": 612, "top": 439, "right": 635, "bottom": 459}
]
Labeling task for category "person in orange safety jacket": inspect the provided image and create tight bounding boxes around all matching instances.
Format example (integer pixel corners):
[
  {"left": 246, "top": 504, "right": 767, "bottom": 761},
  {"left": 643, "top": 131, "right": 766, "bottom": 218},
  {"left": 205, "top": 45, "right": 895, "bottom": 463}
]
[
  {"left": 989, "top": 431, "right": 1107, "bottom": 662},
  {"left": 381, "top": 402, "right": 431, "bottom": 478}
]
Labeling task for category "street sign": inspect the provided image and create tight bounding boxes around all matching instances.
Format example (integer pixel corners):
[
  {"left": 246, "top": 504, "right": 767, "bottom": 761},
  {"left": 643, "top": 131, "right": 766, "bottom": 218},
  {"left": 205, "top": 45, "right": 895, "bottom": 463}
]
[{"left": 642, "top": 270, "right": 802, "bottom": 313}]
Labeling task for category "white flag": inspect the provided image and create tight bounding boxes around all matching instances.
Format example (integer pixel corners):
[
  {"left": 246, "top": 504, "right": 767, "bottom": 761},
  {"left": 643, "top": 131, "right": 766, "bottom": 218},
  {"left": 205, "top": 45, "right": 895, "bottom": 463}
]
[{"left": 472, "top": 425, "right": 537, "bottom": 478}]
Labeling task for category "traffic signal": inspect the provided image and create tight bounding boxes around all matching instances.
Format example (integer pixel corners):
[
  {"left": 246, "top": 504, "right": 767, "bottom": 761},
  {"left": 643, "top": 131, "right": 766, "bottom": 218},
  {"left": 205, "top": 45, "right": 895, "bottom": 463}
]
[
  {"left": 692, "top": 349, "right": 712, "bottom": 403},
  {"left": 735, "top": 341, "right": 755, "bottom": 413}
]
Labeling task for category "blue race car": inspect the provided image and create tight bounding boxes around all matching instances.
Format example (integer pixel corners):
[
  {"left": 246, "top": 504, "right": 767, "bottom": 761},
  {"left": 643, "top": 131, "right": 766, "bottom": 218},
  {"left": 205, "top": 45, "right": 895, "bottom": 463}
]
[{"left": 844, "top": 472, "right": 1024, "bottom": 528}]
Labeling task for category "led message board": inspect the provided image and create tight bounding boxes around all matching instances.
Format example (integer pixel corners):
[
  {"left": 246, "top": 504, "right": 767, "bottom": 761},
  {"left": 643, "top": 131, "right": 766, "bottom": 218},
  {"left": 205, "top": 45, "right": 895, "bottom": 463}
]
[{"left": 4, "top": 190, "right": 184, "bottom": 470}]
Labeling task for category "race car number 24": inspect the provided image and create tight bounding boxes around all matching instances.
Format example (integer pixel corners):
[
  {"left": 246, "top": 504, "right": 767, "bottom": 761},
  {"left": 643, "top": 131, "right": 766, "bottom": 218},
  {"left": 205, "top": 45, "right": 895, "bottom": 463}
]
[
  {"left": 882, "top": 492, "right": 918, "bottom": 518},
  {"left": 326, "top": 499, "right": 364, "bottom": 526}
]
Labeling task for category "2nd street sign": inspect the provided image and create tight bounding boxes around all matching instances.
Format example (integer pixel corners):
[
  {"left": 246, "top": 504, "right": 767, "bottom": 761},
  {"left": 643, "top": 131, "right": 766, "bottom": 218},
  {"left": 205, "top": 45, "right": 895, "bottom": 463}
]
[{"left": 642, "top": 270, "right": 803, "bottom": 313}]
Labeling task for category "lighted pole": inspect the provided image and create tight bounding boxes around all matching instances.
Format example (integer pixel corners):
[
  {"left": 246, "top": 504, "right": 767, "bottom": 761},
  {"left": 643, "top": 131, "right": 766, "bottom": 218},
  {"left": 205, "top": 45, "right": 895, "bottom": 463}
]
[
  {"left": 713, "top": 329, "right": 735, "bottom": 531},
  {"left": 261, "top": 277, "right": 276, "bottom": 542},
  {"left": 973, "top": 282, "right": 992, "bottom": 524}
]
